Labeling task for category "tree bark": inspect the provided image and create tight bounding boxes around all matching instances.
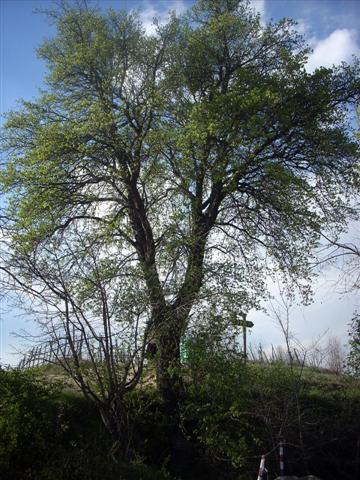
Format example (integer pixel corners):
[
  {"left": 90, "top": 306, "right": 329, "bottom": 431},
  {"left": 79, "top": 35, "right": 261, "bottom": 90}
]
[
  {"left": 155, "top": 313, "right": 184, "bottom": 418},
  {"left": 126, "top": 170, "right": 223, "bottom": 412},
  {"left": 99, "top": 395, "right": 132, "bottom": 461}
]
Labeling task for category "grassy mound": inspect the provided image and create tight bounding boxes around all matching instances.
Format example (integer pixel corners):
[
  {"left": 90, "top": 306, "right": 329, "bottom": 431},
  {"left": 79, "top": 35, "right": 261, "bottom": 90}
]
[{"left": 1, "top": 359, "right": 359, "bottom": 480}]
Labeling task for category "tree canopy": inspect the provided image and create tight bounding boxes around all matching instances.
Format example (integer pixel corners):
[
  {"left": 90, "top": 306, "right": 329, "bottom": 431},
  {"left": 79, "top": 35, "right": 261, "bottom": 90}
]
[{"left": 1, "top": 0, "right": 359, "bottom": 411}]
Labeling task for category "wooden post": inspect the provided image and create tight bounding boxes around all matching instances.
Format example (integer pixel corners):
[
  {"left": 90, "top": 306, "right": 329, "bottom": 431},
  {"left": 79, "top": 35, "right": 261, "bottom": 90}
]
[
  {"left": 257, "top": 455, "right": 266, "bottom": 480},
  {"left": 243, "top": 319, "right": 247, "bottom": 362},
  {"left": 279, "top": 442, "right": 285, "bottom": 480},
  {"left": 239, "top": 312, "right": 253, "bottom": 363}
]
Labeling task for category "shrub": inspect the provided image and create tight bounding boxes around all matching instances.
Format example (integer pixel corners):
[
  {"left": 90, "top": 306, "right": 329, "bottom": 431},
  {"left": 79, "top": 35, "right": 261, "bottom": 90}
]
[
  {"left": 346, "top": 312, "right": 360, "bottom": 377},
  {"left": 0, "top": 368, "right": 117, "bottom": 479}
]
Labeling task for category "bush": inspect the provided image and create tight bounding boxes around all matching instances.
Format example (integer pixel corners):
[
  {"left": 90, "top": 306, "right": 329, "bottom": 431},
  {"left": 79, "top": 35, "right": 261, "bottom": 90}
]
[
  {"left": 0, "top": 368, "right": 61, "bottom": 478},
  {"left": 182, "top": 330, "right": 259, "bottom": 476},
  {"left": 346, "top": 312, "right": 360, "bottom": 377},
  {"left": 0, "top": 368, "right": 119, "bottom": 480},
  {"left": 181, "top": 335, "right": 360, "bottom": 480},
  {"left": 0, "top": 367, "right": 180, "bottom": 480},
  {"left": 1, "top": 359, "right": 359, "bottom": 480}
]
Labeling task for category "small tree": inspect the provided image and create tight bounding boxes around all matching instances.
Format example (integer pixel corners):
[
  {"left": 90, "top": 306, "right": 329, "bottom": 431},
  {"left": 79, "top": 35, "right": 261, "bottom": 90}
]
[
  {"left": 346, "top": 312, "right": 360, "bottom": 377},
  {"left": 325, "top": 335, "right": 345, "bottom": 374},
  {"left": 1, "top": 227, "right": 148, "bottom": 457}
]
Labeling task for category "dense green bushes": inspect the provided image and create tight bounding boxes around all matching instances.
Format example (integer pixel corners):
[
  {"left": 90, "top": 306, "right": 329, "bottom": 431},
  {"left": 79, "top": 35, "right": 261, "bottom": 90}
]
[
  {"left": 1, "top": 357, "right": 359, "bottom": 480},
  {"left": 0, "top": 367, "right": 179, "bottom": 480},
  {"left": 346, "top": 312, "right": 360, "bottom": 377},
  {"left": 0, "top": 368, "right": 124, "bottom": 480},
  {"left": 0, "top": 368, "right": 59, "bottom": 478},
  {"left": 181, "top": 335, "right": 360, "bottom": 479}
]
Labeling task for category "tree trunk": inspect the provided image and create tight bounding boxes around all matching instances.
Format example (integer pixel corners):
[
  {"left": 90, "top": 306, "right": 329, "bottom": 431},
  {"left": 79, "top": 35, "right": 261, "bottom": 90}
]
[
  {"left": 153, "top": 316, "right": 196, "bottom": 476},
  {"left": 146, "top": 304, "right": 186, "bottom": 417},
  {"left": 156, "top": 324, "right": 184, "bottom": 418},
  {"left": 99, "top": 396, "right": 132, "bottom": 461}
]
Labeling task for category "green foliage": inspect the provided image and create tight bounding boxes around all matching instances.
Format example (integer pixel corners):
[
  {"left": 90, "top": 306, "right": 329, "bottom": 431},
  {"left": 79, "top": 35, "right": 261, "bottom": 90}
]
[
  {"left": 0, "top": 368, "right": 119, "bottom": 480},
  {"left": 181, "top": 327, "right": 258, "bottom": 470},
  {"left": 0, "top": 4, "right": 360, "bottom": 476},
  {"left": 0, "top": 368, "right": 60, "bottom": 476},
  {"left": 299, "top": 375, "right": 360, "bottom": 478},
  {"left": 346, "top": 311, "right": 360, "bottom": 377},
  {"left": 181, "top": 339, "right": 360, "bottom": 479},
  {"left": 0, "top": 368, "right": 182, "bottom": 480},
  {"left": 1, "top": 0, "right": 359, "bottom": 315},
  {"left": 184, "top": 346, "right": 266, "bottom": 470},
  {"left": 1, "top": 363, "right": 359, "bottom": 479}
]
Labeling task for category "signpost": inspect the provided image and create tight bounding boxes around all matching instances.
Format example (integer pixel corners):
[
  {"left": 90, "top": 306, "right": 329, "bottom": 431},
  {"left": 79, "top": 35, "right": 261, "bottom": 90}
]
[
  {"left": 236, "top": 312, "right": 254, "bottom": 363},
  {"left": 204, "top": 312, "right": 254, "bottom": 363}
]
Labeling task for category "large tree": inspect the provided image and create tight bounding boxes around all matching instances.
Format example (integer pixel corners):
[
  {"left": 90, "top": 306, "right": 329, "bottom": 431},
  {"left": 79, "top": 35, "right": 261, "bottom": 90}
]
[{"left": 1, "top": 0, "right": 359, "bottom": 416}]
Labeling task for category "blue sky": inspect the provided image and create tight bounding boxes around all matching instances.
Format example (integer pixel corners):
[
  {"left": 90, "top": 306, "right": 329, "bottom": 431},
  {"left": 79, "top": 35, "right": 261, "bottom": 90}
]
[{"left": 1, "top": 0, "right": 360, "bottom": 364}]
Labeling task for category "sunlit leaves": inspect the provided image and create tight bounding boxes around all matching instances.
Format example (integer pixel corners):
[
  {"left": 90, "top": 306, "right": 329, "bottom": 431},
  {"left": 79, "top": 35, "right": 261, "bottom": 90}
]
[{"left": 0, "top": 0, "right": 359, "bottom": 343}]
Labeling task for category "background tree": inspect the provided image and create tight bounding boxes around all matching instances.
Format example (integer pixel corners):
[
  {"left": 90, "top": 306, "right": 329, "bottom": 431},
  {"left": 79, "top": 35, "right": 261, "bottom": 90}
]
[
  {"left": 346, "top": 312, "right": 360, "bottom": 376},
  {"left": 1, "top": 0, "right": 359, "bottom": 418}
]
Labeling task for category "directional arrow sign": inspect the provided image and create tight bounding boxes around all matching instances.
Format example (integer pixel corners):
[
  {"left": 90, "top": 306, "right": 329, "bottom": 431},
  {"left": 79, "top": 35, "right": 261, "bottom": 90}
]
[
  {"left": 233, "top": 318, "right": 254, "bottom": 328},
  {"left": 240, "top": 320, "right": 254, "bottom": 328}
]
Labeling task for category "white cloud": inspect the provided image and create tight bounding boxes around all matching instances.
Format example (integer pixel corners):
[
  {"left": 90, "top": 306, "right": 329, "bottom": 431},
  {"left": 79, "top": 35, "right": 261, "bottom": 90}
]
[
  {"left": 294, "top": 18, "right": 310, "bottom": 36},
  {"left": 306, "top": 28, "right": 360, "bottom": 72},
  {"left": 167, "top": 0, "right": 187, "bottom": 15},
  {"left": 140, "top": 1, "right": 267, "bottom": 34},
  {"left": 139, "top": 3, "right": 159, "bottom": 35},
  {"left": 139, "top": 1, "right": 187, "bottom": 35},
  {"left": 249, "top": 0, "right": 266, "bottom": 23}
]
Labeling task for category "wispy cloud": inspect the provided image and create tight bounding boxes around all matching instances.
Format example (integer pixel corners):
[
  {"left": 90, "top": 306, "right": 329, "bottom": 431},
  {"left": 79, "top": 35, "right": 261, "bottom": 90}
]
[
  {"left": 138, "top": 1, "right": 268, "bottom": 34},
  {"left": 306, "top": 28, "right": 360, "bottom": 72},
  {"left": 138, "top": 1, "right": 187, "bottom": 35},
  {"left": 294, "top": 18, "right": 310, "bottom": 36},
  {"left": 249, "top": 0, "right": 266, "bottom": 23}
]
